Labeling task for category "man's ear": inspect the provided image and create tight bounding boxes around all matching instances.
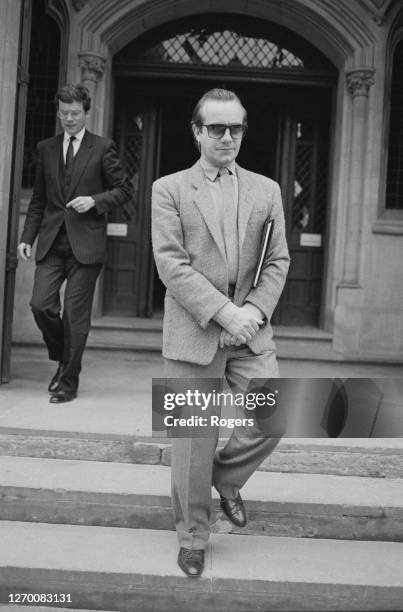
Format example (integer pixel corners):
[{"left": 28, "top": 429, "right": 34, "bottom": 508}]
[
  {"left": 191, "top": 122, "right": 201, "bottom": 139},
  {"left": 191, "top": 122, "right": 201, "bottom": 151}
]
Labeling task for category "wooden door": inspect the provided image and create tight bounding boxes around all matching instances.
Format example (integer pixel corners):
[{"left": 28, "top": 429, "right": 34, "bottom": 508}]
[
  {"left": 103, "top": 99, "right": 160, "bottom": 317},
  {"left": 275, "top": 92, "right": 331, "bottom": 326}
]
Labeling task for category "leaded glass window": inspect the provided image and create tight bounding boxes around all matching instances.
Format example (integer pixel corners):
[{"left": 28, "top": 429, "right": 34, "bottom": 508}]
[
  {"left": 139, "top": 29, "right": 304, "bottom": 69},
  {"left": 115, "top": 14, "right": 335, "bottom": 75}
]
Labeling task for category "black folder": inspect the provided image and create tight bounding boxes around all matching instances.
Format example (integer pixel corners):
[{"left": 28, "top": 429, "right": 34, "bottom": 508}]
[{"left": 252, "top": 217, "right": 274, "bottom": 288}]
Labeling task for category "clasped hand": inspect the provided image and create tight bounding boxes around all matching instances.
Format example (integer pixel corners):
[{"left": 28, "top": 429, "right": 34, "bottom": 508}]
[{"left": 219, "top": 304, "right": 264, "bottom": 348}]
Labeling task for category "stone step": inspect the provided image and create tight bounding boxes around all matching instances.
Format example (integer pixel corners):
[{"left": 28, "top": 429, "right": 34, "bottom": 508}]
[
  {"left": 1, "top": 433, "right": 403, "bottom": 478},
  {"left": 1, "top": 456, "right": 402, "bottom": 541},
  {"left": 15, "top": 316, "right": 339, "bottom": 361},
  {"left": 89, "top": 321, "right": 338, "bottom": 361},
  {"left": 1, "top": 521, "right": 402, "bottom": 611},
  {"left": 0, "top": 604, "right": 113, "bottom": 612}
]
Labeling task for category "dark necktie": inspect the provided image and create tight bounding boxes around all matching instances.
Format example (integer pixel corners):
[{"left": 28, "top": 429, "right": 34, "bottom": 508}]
[
  {"left": 218, "top": 167, "right": 239, "bottom": 283},
  {"left": 65, "top": 135, "right": 76, "bottom": 169}
]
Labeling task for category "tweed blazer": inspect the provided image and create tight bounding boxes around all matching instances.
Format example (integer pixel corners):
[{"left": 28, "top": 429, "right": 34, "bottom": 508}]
[
  {"left": 21, "top": 131, "right": 131, "bottom": 264},
  {"left": 152, "top": 161, "right": 290, "bottom": 365}
]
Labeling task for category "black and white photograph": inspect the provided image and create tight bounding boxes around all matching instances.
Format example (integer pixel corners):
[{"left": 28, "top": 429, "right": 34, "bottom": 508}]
[{"left": 0, "top": 0, "right": 402, "bottom": 611}]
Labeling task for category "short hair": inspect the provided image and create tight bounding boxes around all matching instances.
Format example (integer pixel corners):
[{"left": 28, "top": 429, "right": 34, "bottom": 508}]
[
  {"left": 191, "top": 88, "right": 247, "bottom": 127},
  {"left": 54, "top": 84, "right": 91, "bottom": 112}
]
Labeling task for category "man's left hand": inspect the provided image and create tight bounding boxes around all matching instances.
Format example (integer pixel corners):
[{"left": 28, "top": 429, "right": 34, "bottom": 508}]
[
  {"left": 66, "top": 196, "right": 95, "bottom": 213},
  {"left": 219, "top": 329, "right": 237, "bottom": 348}
]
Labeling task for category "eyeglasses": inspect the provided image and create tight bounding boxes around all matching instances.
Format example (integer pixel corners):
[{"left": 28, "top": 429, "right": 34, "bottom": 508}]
[
  {"left": 202, "top": 124, "right": 246, "bottom": 139},
  {"left": 58, "top": 110, "right": 84, "bottom": 119}
]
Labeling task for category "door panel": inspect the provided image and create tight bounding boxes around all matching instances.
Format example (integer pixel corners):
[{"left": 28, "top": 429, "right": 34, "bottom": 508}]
[
  {"left": 275, "top": 93, "right": 331, "bottom": 326},
  {"left": 103, "top": 100, "right": 160, "bottom": 316}
]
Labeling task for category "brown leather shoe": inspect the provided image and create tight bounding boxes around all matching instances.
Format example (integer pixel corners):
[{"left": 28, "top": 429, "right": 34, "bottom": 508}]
[
  {"left": 177, "top": 548, "right": 204, "bottom": 577},
  {"left": 48, "top": 362, "right": 64, "bottom": 393},
  {"left": 49, "top": 389, "right": 77, "bottom": 404},
  {"left": 220, "top": 492, "right": 247, "bottom": 527}
]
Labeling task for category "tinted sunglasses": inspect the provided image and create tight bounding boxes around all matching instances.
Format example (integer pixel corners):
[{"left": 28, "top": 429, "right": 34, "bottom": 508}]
[{"left": 202, "top": 124, "right": 247, "bottom": 139}]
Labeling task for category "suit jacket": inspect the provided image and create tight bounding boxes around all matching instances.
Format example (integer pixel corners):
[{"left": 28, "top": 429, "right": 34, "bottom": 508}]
[
  {"left": 152, "top": 161, "right": 290, "bottom": 365},
  {"left": 21, "top": 130, "right": 131, "bottom": 264}
]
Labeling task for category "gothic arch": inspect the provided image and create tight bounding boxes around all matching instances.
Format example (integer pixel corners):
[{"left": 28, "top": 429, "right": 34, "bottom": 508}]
[{"left": 76, "top": 0, "right": 377, "bottom": 70}]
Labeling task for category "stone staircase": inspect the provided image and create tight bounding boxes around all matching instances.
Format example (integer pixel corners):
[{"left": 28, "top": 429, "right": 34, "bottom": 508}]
[
  {"left": 16, "top": 316, "right": 338, "bottom": 361},
  {"left": 0, "top": 424, "right": 402, "bottom": 611},
  {"left": 88, "top": 318, "right": 339, "bottom": 361}
]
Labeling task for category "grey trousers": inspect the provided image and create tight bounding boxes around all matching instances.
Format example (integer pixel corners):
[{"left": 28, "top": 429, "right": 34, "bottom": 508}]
[{"left": 164, "top": 345, "right": 281, "bottom": 549}]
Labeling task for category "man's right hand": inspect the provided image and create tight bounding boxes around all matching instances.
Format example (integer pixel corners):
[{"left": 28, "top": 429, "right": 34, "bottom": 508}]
[
  {"left": 224, "top": 307, "right": 263, "bottom": 344},
  {"left": 17, "top": 243, "right": 31, "bottom": 261}
]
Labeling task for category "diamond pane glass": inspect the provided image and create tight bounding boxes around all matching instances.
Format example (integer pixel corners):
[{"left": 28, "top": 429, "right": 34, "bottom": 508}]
[
  {"left": 141, "top": 29, "right": 304, "bottom": 69},
  {"left": 293, "top": 144, "right": 313, "bottom": 231},
  {"left": 115, "top": 14, "right": 336, "bottom": 74},
  {"left": 292, "top": 118, "right": 329, "bottom": 234},
  {"left": 114, "top": 112, "right": 143, "bottom": 224}
]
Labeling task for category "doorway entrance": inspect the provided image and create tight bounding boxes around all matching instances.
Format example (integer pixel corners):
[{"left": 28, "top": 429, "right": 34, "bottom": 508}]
[
  {"left": 104, "top": 78, "right": 332, "bottom": 325},
  {"left": 104, "top": 14, "right": 336, "bottom": 325}
]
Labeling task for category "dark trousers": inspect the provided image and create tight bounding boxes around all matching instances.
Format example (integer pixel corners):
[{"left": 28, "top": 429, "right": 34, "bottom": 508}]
[{"left": 30, "top": 231, "right": 102, "bottom": 392}]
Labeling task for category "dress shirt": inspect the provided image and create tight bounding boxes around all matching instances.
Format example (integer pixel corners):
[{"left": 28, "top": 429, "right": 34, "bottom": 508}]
[
  {"left": 63, "top": 128, "right": 85, "bottom": 163},
  {"left": 198, "top": 159, "right": 265, "bottom": 332},
  {"left": 199, "top": 158, "right": 238, "bottom": 215},
  {"left": 199, "top": 158, "right": 240, "bottom": 329}
]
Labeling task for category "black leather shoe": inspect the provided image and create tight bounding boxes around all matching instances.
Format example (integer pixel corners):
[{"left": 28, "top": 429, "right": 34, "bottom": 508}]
[
  {"left": 220, "top": 492, "right": 247, "bottom": 527},
  {"left": 49, "top": 389, "right": 77, "bottom": 404},
  {"left": 177, "top": 548, "right": 204, "bottom": 577},
  {"left": 48, "top": 362, "right": 64, "bottom": 393}
]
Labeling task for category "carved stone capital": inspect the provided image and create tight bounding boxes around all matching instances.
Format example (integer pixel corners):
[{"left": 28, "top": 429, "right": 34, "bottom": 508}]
[
  {"left": 71, "top": 0, "right": 88, "bottom": 11},
  {"left": 355, "top": 0, "right": 394, "bottom": 25},
  {"left": 346, "top": 68, "right": 375, "bottom": 97},
  {"left": 78, "top": 52, "right": 107, "bottom": 82}
]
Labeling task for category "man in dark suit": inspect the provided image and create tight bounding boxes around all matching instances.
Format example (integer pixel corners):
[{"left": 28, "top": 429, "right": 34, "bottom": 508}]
[
  {"left": 18, "top": 84, "right": 131, "bottom": 403},
  {"left": 152, "top": 88, "right": 289, "bottom": 577}
]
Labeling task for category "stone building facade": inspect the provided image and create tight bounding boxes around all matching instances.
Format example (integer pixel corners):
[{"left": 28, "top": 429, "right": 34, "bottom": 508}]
[{"left": 1, "top": 0, "right": 402, "bottom": 381}]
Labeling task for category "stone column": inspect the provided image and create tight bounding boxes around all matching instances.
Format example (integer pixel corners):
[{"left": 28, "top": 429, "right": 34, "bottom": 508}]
[
  {"left": 333, "top": 67, "right": 375, "bottom": 355},
  {"left": 341, "top": 68, "right": 375, "bottom": 286},
  {"left": 78, "top": 51, "right": 106, "bottom": 131},
  {"left": 77, "top": 51, "right": 107, "bottom": 318}
]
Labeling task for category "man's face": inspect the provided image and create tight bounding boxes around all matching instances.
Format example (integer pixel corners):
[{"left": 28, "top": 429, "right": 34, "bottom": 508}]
[
  {"left": 58, "top": 100, "right": 88, "bottom": 135},
  {"left": 193, "top": 100, "right": 245, "bottom": 167}
]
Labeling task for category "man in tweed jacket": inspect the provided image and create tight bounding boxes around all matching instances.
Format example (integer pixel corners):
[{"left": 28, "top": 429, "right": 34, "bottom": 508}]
[
  {"left": 152, "top": 89, "right": 289, "bottom": 577},
  {"left": 18, "top": 84, "right": 131, "bottom": 403}
]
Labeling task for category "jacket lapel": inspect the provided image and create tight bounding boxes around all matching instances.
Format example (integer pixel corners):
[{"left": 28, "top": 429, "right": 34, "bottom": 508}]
[
  {"left": 49, "top": 134, "right": 64, "bottom": 204},
  {"left": 65, "top": 130, "right": 95, "bottom": 201},
  {"left": 191, "top": 162, "right": 226, "bottom": 260},
  {"left": 236, "top": 164, "right": 257, "bottom": 250}
]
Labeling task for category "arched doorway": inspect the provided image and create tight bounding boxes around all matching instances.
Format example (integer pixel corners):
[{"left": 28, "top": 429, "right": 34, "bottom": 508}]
[{"left": 104, "top": 14, "right": 337, "bottom": 326}]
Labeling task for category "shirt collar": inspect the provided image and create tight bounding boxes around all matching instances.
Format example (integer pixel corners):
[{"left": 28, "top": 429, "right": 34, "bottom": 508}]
[
  {"left": 199, "top": 158, "right": 236, "bottom": 182},
  {"left": 63, "top": 128, "right": 86, "bottom": 144}
]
